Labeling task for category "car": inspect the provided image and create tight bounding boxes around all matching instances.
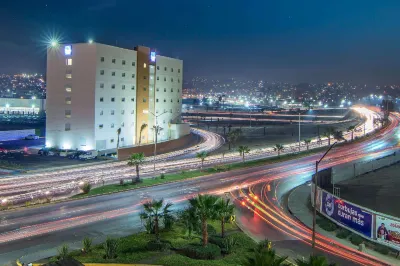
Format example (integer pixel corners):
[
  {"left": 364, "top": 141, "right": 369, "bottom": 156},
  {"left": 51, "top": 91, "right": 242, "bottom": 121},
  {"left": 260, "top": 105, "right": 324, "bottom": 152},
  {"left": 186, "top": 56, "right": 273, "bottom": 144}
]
[
  {"left": 25, "top": 134, "right": 39, "bottom": 140},
  {"left": 68, "top": 150, "right": 86, "bottom": 159},
  {"left": 38, "top": 148, "right": 55, "bottom": 156},
  {"left": 78, "top": 150, "right": 98, "bottom": 160},
  {"left": 59, "top": 149, "right": 75, "bottom": 157}
]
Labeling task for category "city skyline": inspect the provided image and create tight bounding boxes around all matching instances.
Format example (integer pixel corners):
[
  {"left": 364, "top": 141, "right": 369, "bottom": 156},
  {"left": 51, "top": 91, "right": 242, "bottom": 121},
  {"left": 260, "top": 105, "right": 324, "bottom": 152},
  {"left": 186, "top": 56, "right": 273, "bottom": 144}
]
[{"left": 2, "top": 1, "right": 400, "bottom": 84}]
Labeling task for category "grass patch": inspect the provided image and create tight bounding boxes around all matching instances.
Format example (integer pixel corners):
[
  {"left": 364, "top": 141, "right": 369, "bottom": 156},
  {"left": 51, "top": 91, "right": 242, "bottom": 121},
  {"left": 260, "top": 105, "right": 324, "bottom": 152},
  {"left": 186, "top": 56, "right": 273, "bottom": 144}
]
[{"left": 316, "top": 216, "right": 337, "bottom": 232}]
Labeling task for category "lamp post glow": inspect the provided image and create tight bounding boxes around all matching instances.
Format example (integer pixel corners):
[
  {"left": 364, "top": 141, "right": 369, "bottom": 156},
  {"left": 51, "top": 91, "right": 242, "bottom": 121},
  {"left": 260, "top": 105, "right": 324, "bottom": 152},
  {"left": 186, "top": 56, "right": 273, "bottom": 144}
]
[
  {"left": 88, "top": 39, "right": 93, "bottom": 44},
  {"left": 50, "top": 40, "right": 58, "bottom": 47}
]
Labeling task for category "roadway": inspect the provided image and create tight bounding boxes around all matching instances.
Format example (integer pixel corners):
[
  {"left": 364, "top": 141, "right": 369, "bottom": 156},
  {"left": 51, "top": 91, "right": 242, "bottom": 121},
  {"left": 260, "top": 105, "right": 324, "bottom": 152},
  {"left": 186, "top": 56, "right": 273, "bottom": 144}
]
[{"left": 0, "top": 107, "right": 396, "bottom": 265}]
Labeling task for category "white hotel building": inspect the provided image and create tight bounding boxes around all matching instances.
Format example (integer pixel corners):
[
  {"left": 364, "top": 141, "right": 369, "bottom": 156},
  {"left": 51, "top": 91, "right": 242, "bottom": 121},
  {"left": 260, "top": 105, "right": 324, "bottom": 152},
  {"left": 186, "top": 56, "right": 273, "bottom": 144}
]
[{"left": 46, "top": 43, "right": 188, "bottom": 151}]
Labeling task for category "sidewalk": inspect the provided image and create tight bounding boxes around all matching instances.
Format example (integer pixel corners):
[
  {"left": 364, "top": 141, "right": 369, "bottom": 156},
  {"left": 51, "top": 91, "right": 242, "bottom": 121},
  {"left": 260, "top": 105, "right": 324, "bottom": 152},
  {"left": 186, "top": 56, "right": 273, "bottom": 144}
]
[{"left": 287, "top": 184, "right": 400, "bottom": 266}]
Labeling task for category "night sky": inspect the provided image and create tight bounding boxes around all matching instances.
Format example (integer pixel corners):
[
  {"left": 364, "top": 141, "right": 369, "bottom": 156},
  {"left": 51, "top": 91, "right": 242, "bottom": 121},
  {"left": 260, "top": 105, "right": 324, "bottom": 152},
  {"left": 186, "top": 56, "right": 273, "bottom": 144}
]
[{"left": 2, "top": 0, "right": 400, "bottom": 84}]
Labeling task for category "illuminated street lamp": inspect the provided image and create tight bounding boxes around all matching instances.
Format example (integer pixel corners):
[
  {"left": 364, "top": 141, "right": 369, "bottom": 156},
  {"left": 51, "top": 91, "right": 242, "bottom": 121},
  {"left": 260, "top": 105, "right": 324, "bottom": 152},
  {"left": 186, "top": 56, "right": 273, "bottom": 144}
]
[
  {"left": 88, "top": 39, "right": 94, "bottom": 44},
  {"left": 50, "top": 40, "right": 58, "bottom": 47}
]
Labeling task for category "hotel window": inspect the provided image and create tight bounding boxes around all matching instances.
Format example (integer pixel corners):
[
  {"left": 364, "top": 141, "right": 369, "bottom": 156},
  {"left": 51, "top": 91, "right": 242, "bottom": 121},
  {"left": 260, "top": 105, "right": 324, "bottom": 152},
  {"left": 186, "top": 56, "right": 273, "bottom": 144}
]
[
  {"left": 143, "top": 63, "right": 147, "bottom": 68},
  {"left": 122, "top": 85, "right": 125, "bottom": 90},
  {"left": 157, "top": 66, "right": 160, "bottom": 70},
  {"left": 143, "top": 87, "right": 147, "bottom": 91},
  {"left": 66, "top": 59, "right": 72, "bottom": 66},
  {"left": 111, "top": 123, "right": 114, "bottom": 128},
  {"left": 178, "top": 69, "right": 181, "bottom": 73},
  {"left": 171, "top": 68, "right": 173, "bottom": 72},
  {"left": 164, "top": 67, "right": 167, "bottom": 71},
  {"left": 111, "top": 84, "right": 115, "bottom": 89},
  {"left": 112, "top": 71, "right": 115, "bottom": 76},
  {"left": 156, "top": 99, "right": 159, "bottom": 102},
  {"left": 101, "top": 57, "right": 105, "bottom": 62},
  {"left": 121, "top": 122, "right": 124, "bottom": 127},
  {"left": 66, "top": 72, "right": 72, "bottom": 79},
  {"left": 65, "top": 86, "right": 72, "bottom": 92},
  {"left": 177, "top": 99, "right": 180, "bottom": 103},
  {"left": 156, "top": 88, "right": 159, "bottom": 92},
  {"left": 143, "top": 98, "right": 147, "bottom": 103},
  {"left": 171, "top": 99, "right": 173, "bottom": 103},
  {"left": 164, "top": 99, "right": 166, "bottom": 103},
  {"left": 99, "top": 124, "right": 103, "bottom": 129},
  {"left": 100, "top": 83, "right": 104, "bottom": 89},
  {"left": 100, "top": 97, "right": 104, "bottom": 102},
  {"left": 100, "top": 70, "right": 104, "bottom": 75},
  {"left": 121, "top": 97, "right": 125, "bottom": 102},
  {"left": 112, "top": 59, "right": 116, "bottom": 64},
  {"left": 122, "top": 60, "right": 126, "bottom": 65},
  {"left": 178, "top": 89, "right": 180, "bottom": 92},
  {"left": 121, "top": 110, "right": 125, "bottom": 115},
  {"left": 131, "top": 85, "right": 135, "bottom": 90},
  {"left": 143, "top": 76, "right": 147, "bottom": 80},
  {"left": 121, "top": 137, "right": 124, "bottom": 142},
  {"left": 170, "top": 109, "right": 172, "bottom": 113},
  {"left": 122, "top": 73, "right": 126, "bottom": 77},
  {"left": 131, "top": 110, "right": 134, "bottom": 114},
  {"left": 171, "top": 78, "right": 173, "bottom": 82},
  {"left": 171, "top": 88, "right": 173, "bottom": 92},
  {"left": 178, "top": 79, "right": 180, "bottom": 83},
  {"left": 100, "top": 110, "right": 103, "bottom": 115},
  {"left": 164, "top": 88, "right": 166, "bottom": 92},
  {"left": 164, "top": 77, "right": 166, "bottom": 81},
  {"left": 65, "top": 110, "right": 71, "bottom": 118},
  {"left": 65, "top": 97, "right": 71, "bottom": 104},
  {"left": 111, "top": 97, "right": 115, "bottom": 102},
  {"left": 65, "top": 123, "right": 71, "bottom": 131},
  {"left": 131, "top": 98, "right": 135, "bottom": 102},
  {"left": 157, "top": 76, "right": 159, "bottom": 80},
  {"left": 111, "top": 110, "right": 115, "bottom": 115},
  {"left": 110, "top": 139, "right": 114, "bottom": 143},
  {"left": 132, "top": 73, "right": 135, "bottom": 78},
  {"left": 132, "top": 62, "right": 136, "bottom": 66}
]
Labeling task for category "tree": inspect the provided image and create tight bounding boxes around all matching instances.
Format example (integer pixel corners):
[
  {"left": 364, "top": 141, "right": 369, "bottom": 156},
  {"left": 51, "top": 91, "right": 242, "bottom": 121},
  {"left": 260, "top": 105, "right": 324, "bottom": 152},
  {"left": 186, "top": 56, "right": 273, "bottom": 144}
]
[
  {"left": 243, "top": 247, "right": 289, "bottom": 266},
  {"left": 295, "top": 255, "right": 336, "bottom": 266},
  {"left": 227, "top": 128, "right": 242, "bottom": 150},
  {"left": 127, "top": 152, "right": 145, "bottom": 183},
  {"left": 57, "top": 244, "right": 70, "bottom": 260},
  {"left": 238, "top": 145, "right": 251, "bottom": 162},
  {"left": 188, "top": 194, "right": 219, "bottom": 246},
  {"left": 323, "top": 127, "right": 335, "bottom": 146},
  {"left": 215, "top": 197, "right": 235, "bottom": 238},
  {"left": 138, "top": 123, "right": 148, "bottom": 145},
  {"left": 347, "top": 125, "right": 356, "bottom": 141},
  {"left": 333, "top": 130, "right": 344, "bottom": 142},
  {"left": 303, "top": 139, "right": 311, "bottom": 151},
  {"left": 82, "top": 237, "right": 92, "bottom": 253},
  {"left": 116, "top": 127, "right": 121, "bottom": 149},
  {"left": 178, "top": 207, "right": 200, "bottom": 239},
  {"left": 273, "top": 144, "right": 284, "bottom": 156},
  {"left": 142, "top": 199, "right": 173, "bottom": 243},
  {"left": 196, "top": 151, "right": 208, "bottom": 170},
  {"left": 104, "top": 237, "right": 118, "bottom": 259}
]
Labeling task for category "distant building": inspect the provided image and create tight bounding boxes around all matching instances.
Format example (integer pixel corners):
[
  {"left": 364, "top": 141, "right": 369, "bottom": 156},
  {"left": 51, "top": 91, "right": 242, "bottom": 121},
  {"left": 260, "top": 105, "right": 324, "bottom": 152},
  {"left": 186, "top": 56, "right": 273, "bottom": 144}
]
[
  {"left": 46, "top": 43, "right": 188, "bottom": 151},
  {"left": 0, "top": 98, "right": 45, "bottom": 114}
]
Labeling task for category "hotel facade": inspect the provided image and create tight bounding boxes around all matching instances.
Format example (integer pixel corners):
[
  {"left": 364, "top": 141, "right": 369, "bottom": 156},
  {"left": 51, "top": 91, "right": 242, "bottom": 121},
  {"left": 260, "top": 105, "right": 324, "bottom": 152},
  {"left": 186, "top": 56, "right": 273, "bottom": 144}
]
[{"left": 46, "top": 43, "right": 188, "bottom": 151}]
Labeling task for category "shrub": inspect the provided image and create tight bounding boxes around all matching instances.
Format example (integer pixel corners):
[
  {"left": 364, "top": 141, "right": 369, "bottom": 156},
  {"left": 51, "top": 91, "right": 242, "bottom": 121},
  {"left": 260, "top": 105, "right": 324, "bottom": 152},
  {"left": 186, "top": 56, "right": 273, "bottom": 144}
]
[
  {"left": 57, "top": 244, "right": 70, "bottom": 260},
  {"left": 336, "top": 228, "right": 351, "bottom": 239},
  {"left": 120, "top": 179, "right": 124, "bottom": 186},
  {"left": 103, "top": 237, "right": 119, "bottom": 259},
  {"left": 317, "top": 217, "right": 337, "bottom": 232},
  {"left": 82, "top": 237, "right": 92, "bottom": 253},
  {"left": 81, "top": 183, "right": 91, "bottom": 194},
  {"left": 207, "top": 224, "right": 217, "bottom": 236},
  {"left": 349, "top": 234, "right": 364, "bottom": 246},
  {"left": 212, "top": 165, "right": 231, "bottom": 172},
  {"left": 209, "top": 235, "right": 224, "bottom": 248},
  {"left": 160, "top": 173, "right": 165, "bottom": 179},
  {"left": 374, "top": 244, "right": 390, "bottom": 255},
  {"left": 147, "top": 240, "right": 171, "bottom": 251},
  {"left": 222, "top": 236, "right": 238, "bottom": 254},
  {"left": 181, "top": 243, "right": 221, "bottom": 260}
]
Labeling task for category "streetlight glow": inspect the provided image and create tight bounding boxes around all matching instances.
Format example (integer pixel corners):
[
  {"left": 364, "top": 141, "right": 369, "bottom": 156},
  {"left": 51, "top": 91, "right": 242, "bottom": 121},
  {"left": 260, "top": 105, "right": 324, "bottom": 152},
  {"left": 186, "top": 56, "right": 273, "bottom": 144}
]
[{"left": 88, "top": 39, "right": 93, "bottom": 44}]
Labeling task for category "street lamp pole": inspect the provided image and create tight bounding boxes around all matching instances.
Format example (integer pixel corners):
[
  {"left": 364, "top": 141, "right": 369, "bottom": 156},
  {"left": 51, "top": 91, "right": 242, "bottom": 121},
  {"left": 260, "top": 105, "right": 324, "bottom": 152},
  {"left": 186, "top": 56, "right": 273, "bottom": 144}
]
[
  {"left": 298, "top": 112, "right": 301, "bottom": 152},
  {"left": 144, "top": 110, "right": 167, "bottom": 174},
  {"left": 312, "top": 142, "right": 337, "bottom": 252}
]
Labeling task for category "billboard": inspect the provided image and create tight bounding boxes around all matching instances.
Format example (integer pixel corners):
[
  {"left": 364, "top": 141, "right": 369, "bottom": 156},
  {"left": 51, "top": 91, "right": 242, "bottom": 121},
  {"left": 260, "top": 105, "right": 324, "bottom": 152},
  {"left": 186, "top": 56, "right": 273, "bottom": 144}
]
[
  {"left": 376, "top": 215, "right": 400, "bottom": 250},
  {"left": 321, "top": 191, "right": 373, "bottom": 238}
]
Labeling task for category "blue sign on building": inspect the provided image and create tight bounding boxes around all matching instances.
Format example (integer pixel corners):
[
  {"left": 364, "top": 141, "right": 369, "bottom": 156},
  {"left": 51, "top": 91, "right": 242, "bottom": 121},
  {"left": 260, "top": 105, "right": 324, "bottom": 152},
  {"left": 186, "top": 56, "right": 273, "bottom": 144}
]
[{"left": 321, "top": 191, "right": 373, "bottom": 238}]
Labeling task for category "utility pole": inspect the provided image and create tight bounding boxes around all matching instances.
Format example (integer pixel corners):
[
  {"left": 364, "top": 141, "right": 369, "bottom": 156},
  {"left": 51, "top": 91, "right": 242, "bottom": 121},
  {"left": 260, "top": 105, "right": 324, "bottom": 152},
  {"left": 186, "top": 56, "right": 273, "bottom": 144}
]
[{"left": 298, "top": 112, "right": 301, "bottom": 152}]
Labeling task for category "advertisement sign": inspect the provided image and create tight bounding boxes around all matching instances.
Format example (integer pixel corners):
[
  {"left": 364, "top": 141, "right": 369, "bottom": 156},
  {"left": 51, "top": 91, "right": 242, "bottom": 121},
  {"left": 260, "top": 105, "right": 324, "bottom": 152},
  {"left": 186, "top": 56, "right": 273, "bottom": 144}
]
[
  {"left": 376, "top": 215, "right": 400, "bottom": 250},
  {"left": 321, "top": 191, "right": 372, "bottom": 238},
  {"left": 64, "top": 45, "right": 72, "bottom": 56},
  {"left": 150, "top": 51, "right": 156, "bottom": 62}
]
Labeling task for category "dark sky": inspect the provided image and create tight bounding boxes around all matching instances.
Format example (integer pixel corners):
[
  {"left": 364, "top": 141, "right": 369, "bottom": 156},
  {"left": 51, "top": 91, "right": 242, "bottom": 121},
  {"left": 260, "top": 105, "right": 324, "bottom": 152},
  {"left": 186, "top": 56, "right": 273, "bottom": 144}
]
[{"left": 2, "top": 0, "right": 400, "bottom": 84}]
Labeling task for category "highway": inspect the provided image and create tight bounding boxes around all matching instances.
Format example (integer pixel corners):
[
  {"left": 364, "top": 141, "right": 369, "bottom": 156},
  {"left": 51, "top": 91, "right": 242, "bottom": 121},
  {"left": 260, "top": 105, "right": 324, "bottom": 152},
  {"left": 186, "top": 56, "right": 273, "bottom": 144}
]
[{"left": 0, "top": 107, "right": 396, "bottom": 265}]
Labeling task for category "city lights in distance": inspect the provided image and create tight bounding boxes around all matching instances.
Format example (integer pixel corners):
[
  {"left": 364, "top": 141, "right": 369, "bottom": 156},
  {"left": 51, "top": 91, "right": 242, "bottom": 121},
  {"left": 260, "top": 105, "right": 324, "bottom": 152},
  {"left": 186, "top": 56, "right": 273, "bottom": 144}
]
[{"left": 88, "top": 39, "right": 94, "bottom": 44}]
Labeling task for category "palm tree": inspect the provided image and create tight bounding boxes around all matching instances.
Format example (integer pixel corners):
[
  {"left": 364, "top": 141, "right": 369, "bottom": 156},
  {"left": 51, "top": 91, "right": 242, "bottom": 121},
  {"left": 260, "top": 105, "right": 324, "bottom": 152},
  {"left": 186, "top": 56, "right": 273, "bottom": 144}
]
[
  {"left": 303, "top": 139, "right": 311, "bottom": 151},
  {"left": 243, "top": 248, "right": 289, "bottom": 266},
  {"left": 215, "top": 197, "right": 235, "bottom": 238},
  {"left": 138, "top": 123, "right": 148, "bottom": 145},
  {"left": 273, "top": 144, "right": 284, "bottom": 156},
  {"left": 333, "top": 130, "right": 344, "bottom": 142},
  {"left": 178, "top": 207, "right": 200, "bottom": 239},
  {"left": 127, "top": 152, "right": 145, "bottom": 183},
  {"left": 227, "top": 128, "right": 242, "bottom": 150},
  {"left": 116, "top": 128, "right": 121, "bottom": 149},
  {"left": 196, "top": 151, "right": 208, "bottom": 170},
  {"left": 295, "top": 255, "right": 336, "bottom": 266},
  {"left": 238, "top": 145, "right": 251, "bottom": 162},
  {"left": 324, "top": 127, "right": 335, "bottom": 146},
  {"left": 347, "top": 125, "right": 356, "bottom": 141},
  {"left": 142, "top": 199, "right": 173, "bottom": 243},
  {"left": 188, "top": 194, "right": 219, "bottom": 246}
]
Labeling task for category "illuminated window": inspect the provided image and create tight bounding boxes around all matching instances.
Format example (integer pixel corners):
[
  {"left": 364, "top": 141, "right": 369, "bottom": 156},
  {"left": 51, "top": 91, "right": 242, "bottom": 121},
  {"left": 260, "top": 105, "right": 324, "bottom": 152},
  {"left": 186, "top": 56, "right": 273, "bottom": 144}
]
[
  {"left": 111, "top": 84, "right": 115, "bottom": 89},
  {"left": 99, "top": 124, "right": 103, "bottom": 129},
  {"left": 66, "top": 59, "right": 72, "bottom": 65},
  {"left": 100, "top": 70, "right": 104, "bottom": 75},
  {"left": 143, "top": 63, "right": 147, "bottom": 68},
  {"left": 122, "top": 85, "right": 125, "bottom": 90},
  {"left": 66, "top": 73, "right": 72, "bottom": 79},
  {"left": 100, "top": 97, "right": 104, "bottom": 102},
  {"left": 65, "top": 86, "right": 72, "bottom": 92},
  {"left": 65, "top": 97, "right": 71, "bottom": 104},
  {"left": 100, "top": 83, "right": 104, "bottom": 89},
  {"left": 112, "top": 72, "right": 115, "bottom": 76},
  {"left": 112, "top": 59, "right": 116, "bottom": 64},
  {"left": 122, "top": 60, "right": 126, "bottom": 65},
  {"left": 122, "top": 73, "right": 126, "bottom": 77},
  {"left": 65, "top": 123, "right": 71, "bottom": 131},
  {"left": 65, "top": 110, "right": 71, "bottom": 118},
  {"left": 101, "top": 57, "right": 105, "bottom": 62}
]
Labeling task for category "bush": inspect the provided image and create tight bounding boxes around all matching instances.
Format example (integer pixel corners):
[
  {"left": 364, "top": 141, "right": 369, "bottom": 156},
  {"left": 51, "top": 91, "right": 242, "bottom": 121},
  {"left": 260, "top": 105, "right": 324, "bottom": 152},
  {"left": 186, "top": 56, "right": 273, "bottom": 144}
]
[
  {"left": 120, "top": 179, "right": 124, "bottom": 186},
  {"left": 336, "top": 228, "right": 351, "bottom": 239},
  {"left": 81, "top": 183, "right": 91, "bottom": 194},
  {"left": 207, "top": 224, "right": 217, "bottom": 236},
  {"left": 57, "top": 244, "right": 70, "bottom": 260},
  {"left": 82, "top": 237, "right": 92, "bottom": 253},
  {"left": 180, "top": 243, "right": 221, "bottom": 260},
  {"left": 209, "top": 235, "right": 224, "bottom": 248},
  {"left": 350, "top": 234, "right": 364, "bottom": 246},
  {"left": 317, "top": 217, "right": 337, "bottom": 232},
  {"left": 222, "top": 236, "right": 238, "bottom": 254},
  {"left": 374, "top": 244, "right": 390, "bottom": 255},
  {"left": 160, "top": 173, "right": 165, "bottom": 179},
  {"left": 147, "top": 240, "right": 171, "bottom": 251},
  {"left": 104, "top": 237, "right": 119, "bottom": 259}
]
